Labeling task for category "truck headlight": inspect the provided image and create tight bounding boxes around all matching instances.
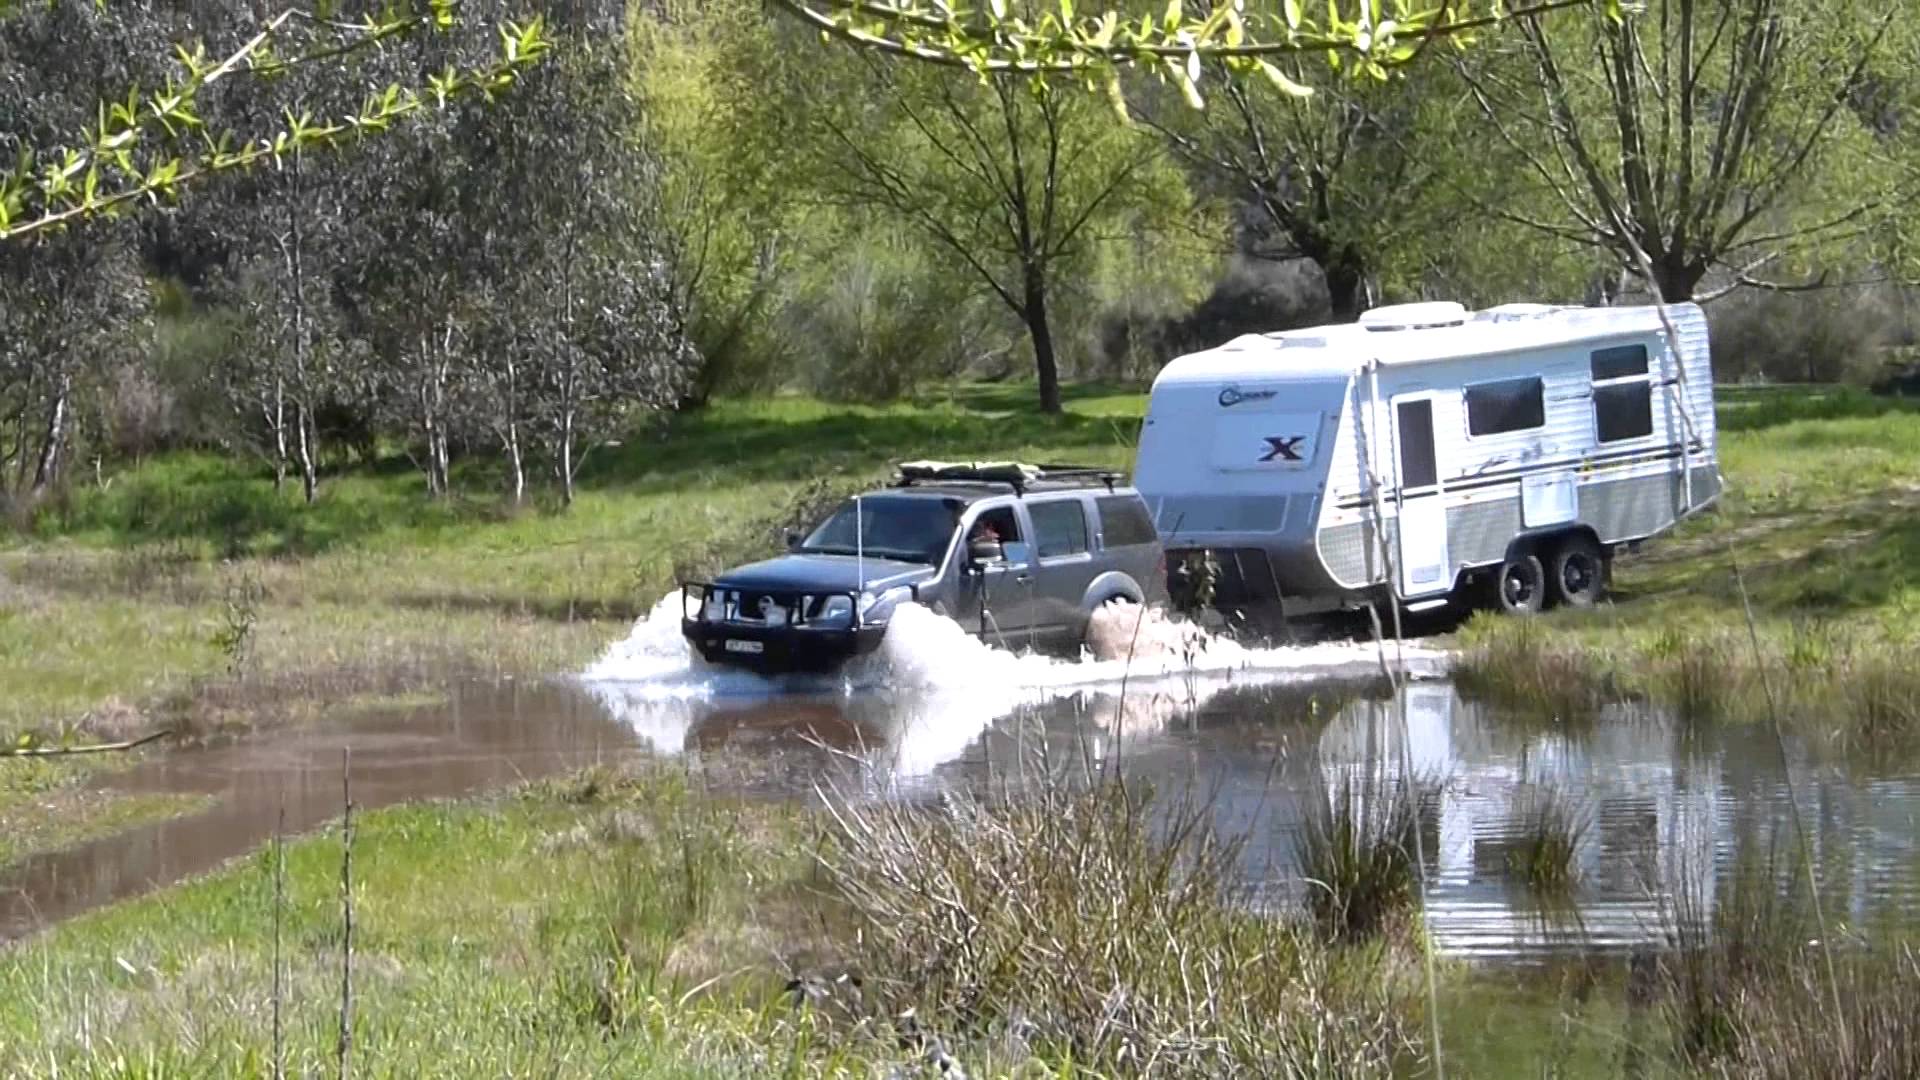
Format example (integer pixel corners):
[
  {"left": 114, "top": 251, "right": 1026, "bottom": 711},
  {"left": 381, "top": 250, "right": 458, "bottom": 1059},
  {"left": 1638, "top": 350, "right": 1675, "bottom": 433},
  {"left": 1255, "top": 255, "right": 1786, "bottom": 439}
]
[
  {"left": 819, "top": 595, "right": 854, "bottom": 622},
  {"left": 859, "top": 585, "right": 913, "bottom": 620}
]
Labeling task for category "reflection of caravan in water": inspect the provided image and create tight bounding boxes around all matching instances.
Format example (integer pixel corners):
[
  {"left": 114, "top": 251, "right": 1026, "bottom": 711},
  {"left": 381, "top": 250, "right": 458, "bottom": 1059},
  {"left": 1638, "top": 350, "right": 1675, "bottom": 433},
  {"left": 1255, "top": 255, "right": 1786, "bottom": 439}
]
[
  {"left": 1134, "top": 301, "right": 1721, "bottom": 617},
  {"left": 1321, "top": 684, "right": 1721, "bottom": 955}
]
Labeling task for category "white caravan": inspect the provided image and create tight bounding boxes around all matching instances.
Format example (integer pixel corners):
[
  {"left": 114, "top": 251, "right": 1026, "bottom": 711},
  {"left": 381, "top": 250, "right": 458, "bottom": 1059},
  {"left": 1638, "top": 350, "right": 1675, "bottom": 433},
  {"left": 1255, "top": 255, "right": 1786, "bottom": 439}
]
[{"left": 1132, "top": 300, "right": 1720, "bottom": 616}]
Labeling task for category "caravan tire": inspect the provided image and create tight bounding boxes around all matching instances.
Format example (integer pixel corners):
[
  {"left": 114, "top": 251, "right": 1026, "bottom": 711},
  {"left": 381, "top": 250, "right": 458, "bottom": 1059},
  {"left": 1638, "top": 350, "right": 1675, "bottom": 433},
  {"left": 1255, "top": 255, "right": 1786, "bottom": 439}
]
[
  {"left": 1547, "top": 535, "right": 1606, "bottom": 609},
  {"left": 1490, "top": 553, "right": 1546, "bottom": 616}
]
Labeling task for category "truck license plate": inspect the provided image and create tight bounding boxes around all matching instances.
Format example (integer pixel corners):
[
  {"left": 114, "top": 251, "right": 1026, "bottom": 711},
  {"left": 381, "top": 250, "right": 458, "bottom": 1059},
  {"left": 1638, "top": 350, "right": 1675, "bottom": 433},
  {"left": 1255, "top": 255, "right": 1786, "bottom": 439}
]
[{"left": 723, "top": 639, "right": 764, "bottom": 654}]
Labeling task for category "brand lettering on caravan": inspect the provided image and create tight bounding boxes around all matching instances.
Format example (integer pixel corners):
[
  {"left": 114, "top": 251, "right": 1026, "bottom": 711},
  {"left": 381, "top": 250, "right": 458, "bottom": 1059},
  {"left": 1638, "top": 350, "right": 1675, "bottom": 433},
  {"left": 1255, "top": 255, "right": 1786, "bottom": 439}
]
[
  {"left": 1259, "top": 436, "right": 1307, "bottom": 462},
  {"left": 1217, "top": 385, "right": 1278, "bottom": 408}
]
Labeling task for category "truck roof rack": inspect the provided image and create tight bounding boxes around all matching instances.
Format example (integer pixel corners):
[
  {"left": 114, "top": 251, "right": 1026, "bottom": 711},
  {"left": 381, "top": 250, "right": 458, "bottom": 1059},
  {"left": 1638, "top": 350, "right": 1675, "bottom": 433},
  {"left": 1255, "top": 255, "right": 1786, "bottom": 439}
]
[{"left": 892, "top": 460, "right": 1124, "bottom": 495}]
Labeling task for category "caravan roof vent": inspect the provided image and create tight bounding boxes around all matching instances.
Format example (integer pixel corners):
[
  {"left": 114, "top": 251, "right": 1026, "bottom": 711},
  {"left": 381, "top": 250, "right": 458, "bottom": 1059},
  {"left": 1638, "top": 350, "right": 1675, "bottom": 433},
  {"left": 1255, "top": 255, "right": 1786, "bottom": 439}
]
[
  {"left": 1480, "top": 302, "right": 1560, "bottom": 323},
  {"left": 1359, "top": 301, "right": 1469, "bottom": 332}
]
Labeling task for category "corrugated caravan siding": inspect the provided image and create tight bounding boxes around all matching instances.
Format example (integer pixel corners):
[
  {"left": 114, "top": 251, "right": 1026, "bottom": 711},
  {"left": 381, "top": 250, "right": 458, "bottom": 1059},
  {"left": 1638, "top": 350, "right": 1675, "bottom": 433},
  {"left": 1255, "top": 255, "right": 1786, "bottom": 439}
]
[
  {"left": 1579, "top": 473, "right": 1683, "bottom": 543},
  {"left": 1667, "top": 304, "right": 1716, "bottom": 449},
  {"left": 1446, "top": 497, "right": 1523, "bottom": 567},
  {"left": 1319, "top": 518, "right": 1392, "bottom": 588}
]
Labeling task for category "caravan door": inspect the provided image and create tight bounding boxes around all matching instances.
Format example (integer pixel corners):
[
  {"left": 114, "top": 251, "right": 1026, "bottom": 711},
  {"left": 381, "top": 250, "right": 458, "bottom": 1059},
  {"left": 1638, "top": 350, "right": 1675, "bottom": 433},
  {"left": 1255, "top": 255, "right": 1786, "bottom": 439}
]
[{"left": 1390, "top": 394, "right": 1451, "bottom": 598}]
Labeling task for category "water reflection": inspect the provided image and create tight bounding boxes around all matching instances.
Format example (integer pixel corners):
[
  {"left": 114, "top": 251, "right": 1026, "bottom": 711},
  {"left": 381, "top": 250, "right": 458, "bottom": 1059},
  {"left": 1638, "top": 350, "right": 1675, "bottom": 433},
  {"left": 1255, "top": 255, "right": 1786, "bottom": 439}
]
[{"left": 7, "top": 668, "right": 1919, "bottom": 962}]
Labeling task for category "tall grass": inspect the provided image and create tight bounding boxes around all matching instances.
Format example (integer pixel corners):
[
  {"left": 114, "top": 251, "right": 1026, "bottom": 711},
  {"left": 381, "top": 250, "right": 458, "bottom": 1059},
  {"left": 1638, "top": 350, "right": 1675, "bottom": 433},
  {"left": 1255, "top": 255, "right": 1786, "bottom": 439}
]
[
  {"left": 1640, "top": 627, "right": 1742, "bottom": 726},
  {"left": 1504, "top": 782, "right": 1590, "bottom": 901},
  {"left": 1653, "top": 822, "right": 1920, "bottom": 1079},
  {"left": 1294, "top": 767, "right": 1439, "bottom": 944},
  {"left": 1452, "top": 614, "right": 1612, "bottom": 725},
  {"left": 1660, "top": 825, "right": 1820, "bottom": 1066},
  {"left": 819, "top": 773, "right": 1420, "bottom": 1076}
]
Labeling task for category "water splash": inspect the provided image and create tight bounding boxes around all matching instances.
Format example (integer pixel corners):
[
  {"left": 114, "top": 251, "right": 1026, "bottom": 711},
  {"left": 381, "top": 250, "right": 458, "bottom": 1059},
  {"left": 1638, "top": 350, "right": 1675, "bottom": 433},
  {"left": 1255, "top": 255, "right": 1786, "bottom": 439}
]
[{"left": 578, "top": 593, "right": 1449, "bottom": 702}]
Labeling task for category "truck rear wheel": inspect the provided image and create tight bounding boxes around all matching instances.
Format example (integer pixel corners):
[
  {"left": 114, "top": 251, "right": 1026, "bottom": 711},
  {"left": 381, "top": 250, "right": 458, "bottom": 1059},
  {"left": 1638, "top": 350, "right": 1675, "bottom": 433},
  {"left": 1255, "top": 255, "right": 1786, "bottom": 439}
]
[
  {"left": 1488, "top": 552, "right": 1546, "bottom": 616},
  {"left": 1547, "top": 534, "right": 1606, "bottom": 609}
]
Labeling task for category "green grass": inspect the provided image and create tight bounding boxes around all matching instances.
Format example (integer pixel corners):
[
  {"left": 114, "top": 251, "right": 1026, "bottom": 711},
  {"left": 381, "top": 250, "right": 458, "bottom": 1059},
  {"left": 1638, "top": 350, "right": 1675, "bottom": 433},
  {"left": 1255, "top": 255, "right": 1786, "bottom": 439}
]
[
  {"left": 0, "top": 389, "right": 1142, "bottom": 863},
  {"left": 0, "top": 759, "right": 212, "bottom": 868},
  {"left": 5, "top": 390, "right": 1143, "bottom": 731},
  {"left": 1437, "top": 963, "right": 1667, "bottom": 1080},
  {"left": 0, "top": 763, "right": 1425, "bottom": 1077},
  {"left": 0, "top": 767, "right": 829, "bottom": 1076},
  {"left": 1455, "top": 385, "right": 1920, "bottom": 742}
]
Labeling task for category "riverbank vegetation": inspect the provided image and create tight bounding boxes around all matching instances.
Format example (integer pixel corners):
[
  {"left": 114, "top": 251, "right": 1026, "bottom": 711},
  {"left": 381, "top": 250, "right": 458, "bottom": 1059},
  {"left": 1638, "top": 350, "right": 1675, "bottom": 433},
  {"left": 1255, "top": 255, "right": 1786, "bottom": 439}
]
[
  {"left": 6, "top": 0, "right": 1920, "bottom": 1072},
  {"left": 9, "top": 757, "right": 1920, "bottom": 1078},
  {"left": 1453, "top": 387, "right": 1920, "bottom": 756}
]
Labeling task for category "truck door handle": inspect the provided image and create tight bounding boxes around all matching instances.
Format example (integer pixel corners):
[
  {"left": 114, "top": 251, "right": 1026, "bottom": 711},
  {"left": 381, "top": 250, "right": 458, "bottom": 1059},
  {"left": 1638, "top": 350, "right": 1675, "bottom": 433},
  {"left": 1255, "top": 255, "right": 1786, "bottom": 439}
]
[{"left": 1015, "top": 573, "right": 1031, "bottom": 584}]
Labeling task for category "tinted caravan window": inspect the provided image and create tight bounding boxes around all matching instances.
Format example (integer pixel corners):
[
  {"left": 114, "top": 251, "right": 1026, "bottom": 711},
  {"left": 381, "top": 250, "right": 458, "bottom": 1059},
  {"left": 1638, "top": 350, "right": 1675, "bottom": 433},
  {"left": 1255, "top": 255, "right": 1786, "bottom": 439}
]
[
  {"left": 1464, "top": 377, "right": 1546, "bottom": 437},
  {"left": 1591, "top": 342, "right": 1656, "bottom": 443}
]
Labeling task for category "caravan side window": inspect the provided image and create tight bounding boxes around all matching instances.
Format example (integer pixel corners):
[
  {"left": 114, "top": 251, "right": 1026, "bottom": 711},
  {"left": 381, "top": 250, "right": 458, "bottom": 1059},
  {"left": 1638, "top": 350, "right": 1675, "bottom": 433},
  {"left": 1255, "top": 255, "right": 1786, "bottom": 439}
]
[
  {"left": 1591, "top": 344, "right": 1654, "bottom": 443},
  {"left": 1464, "top": 377, "right": 1545, "bottom": 437}
]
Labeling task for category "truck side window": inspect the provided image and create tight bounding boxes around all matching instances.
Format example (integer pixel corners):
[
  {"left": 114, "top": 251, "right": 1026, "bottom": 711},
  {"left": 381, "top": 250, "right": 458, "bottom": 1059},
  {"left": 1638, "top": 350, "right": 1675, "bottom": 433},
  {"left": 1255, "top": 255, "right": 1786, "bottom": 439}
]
[
  {"left": 1030, "top": 500, "right": 1090, "bottom": 558},
  {"left": 970, "top": 506, "right": 1021, "bottom": 544},
  {"left": 1096, "top": 495, "right": 1157, "bottom": 547}
]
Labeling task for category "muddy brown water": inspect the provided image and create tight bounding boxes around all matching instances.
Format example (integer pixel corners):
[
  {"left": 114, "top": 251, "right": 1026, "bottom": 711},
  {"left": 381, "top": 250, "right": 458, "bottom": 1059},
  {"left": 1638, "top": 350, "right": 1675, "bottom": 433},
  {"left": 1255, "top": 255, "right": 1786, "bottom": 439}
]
[{"left": 6, "top": 672, "right": 1920, "bottom": 961}]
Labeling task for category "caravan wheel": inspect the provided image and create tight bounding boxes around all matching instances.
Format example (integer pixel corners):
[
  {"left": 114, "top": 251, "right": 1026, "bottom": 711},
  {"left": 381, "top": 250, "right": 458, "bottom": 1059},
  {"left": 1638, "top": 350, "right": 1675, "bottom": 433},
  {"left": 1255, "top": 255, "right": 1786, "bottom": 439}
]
[
  {"left": 1548, "top": 535, "right": 1606, "bottom": 609},
  {"left": 1489, "top": 553, "right": 1546, "bottom": 616}
]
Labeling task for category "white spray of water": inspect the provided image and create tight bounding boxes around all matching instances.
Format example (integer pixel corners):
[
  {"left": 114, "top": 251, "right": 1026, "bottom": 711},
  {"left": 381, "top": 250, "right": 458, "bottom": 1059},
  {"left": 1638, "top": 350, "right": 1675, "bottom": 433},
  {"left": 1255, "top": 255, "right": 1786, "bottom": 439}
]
[
  {"left": 575, "top": 592, "right": 1450, "bottom": 774},
  {"left": 582, "top": 594, "right": 1446, "bottom": 697}
]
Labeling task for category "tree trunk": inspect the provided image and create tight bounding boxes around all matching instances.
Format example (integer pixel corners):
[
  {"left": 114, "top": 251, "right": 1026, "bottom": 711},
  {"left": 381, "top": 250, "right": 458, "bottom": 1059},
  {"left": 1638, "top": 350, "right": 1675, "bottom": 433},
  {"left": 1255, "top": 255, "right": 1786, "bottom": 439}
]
[
  {"left": 29, "top": 369, "right": 70, "bottom": 496},
  {"left": 297, "top": 407, "right": 317, "bottom": 505},
  {"left": 416, "top": 333, "right": 443, "bottom": 498},
  {"left": 504, "top": 350, "right": 525, "bottom": 505},
  {"left": 1023, "top": 265, "right": 1062, "bottom": 415},
  {"left": 1653, "top": 260, "right": 1706, "bottom": 304},
  {"left": 1323, "top": 251, "right": 1370, "bottom": 322},
  {"left": 288, "top": 153, "right": 318, "bottom": 506},
  {"left": 559, "top": 405, "right": 575, "bottom": 506},
  {"left": 506, "top": 425, "right": 525, "bottom": 505},
  {"left": 558, "top": 235, "right": 580, "bottom": 506},
  {"left": 272, "top": 377, "right": 287, "bottom": 492}
]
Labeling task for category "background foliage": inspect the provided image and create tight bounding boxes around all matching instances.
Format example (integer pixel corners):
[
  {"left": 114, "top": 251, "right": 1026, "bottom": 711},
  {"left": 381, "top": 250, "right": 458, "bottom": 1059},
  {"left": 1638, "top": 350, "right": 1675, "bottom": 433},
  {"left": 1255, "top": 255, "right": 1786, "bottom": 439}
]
[{"left": 0, "top": 0, "right": 1914, "bottom": 507}]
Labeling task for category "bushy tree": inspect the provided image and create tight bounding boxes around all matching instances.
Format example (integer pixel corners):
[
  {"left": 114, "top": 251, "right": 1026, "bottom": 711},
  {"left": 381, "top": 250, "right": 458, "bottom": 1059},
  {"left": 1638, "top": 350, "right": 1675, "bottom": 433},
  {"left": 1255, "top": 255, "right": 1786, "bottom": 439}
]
[
  {"left": 1451, "top": 0, "right": 1905, "bottom": 301},
  {"left": 791, "top": 52, "right": 1187, "bottom": 412}
]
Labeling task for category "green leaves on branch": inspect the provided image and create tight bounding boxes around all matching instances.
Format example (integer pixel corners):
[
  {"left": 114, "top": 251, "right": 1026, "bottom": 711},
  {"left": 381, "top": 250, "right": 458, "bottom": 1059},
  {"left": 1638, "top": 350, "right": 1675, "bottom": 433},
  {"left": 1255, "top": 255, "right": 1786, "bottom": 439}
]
[
  {"left": 771, "top": 0, "right": 1614, "bottom": 119},
  {"left": 0, "top": 4, "right": 552, "bottom": 243}
]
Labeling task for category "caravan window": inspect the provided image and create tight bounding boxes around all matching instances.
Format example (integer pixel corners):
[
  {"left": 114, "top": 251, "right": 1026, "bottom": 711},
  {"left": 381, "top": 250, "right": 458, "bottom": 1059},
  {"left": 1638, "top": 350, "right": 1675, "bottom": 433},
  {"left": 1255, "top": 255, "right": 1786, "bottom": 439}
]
[
  {"left": 1591, "top": 343, "right": 1655, "bottom": 443},
  {"left": 1464, "top": 377, "right": 1546, "bottom": 437},
  {"left": 1591, "top": 345, "right": 1649, "bottom": 381}
]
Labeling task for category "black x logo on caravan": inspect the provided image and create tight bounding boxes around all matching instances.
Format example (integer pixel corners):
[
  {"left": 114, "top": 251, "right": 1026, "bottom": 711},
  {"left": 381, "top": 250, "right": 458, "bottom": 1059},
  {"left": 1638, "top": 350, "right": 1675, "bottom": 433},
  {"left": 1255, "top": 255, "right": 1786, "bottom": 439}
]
[{"left": 1260, "top": 436, "right": 1306, "bottom": 462}]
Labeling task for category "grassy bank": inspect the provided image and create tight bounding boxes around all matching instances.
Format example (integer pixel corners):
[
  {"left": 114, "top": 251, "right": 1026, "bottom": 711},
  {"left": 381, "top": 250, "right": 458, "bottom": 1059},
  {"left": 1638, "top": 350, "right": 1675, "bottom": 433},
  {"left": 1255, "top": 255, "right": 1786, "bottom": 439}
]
[
  {"left": 3, "top": 386, "right": 1144, "bottom": 737},
  {"left": 6, "top": 380, "right": 1918, "bottom": 862},
  {"left": 0, "top": 386, "right": 1143, "bottom": 864},
  {"left": 1452, "top": 385, "right": 1920, "bottom": 746},
  {"left": 0, "top": 764, "right": 1428, "bottom": 1077},
  {"left": 9, "top": 758, "right": 1912, "bottom": 1078}
]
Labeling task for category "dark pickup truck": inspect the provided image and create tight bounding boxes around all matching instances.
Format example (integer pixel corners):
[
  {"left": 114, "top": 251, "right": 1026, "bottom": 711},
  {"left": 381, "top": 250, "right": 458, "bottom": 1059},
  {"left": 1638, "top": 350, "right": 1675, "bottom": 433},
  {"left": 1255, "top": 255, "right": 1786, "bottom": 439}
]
[{"left": 680, "top": 462, "right": 1165, "bottom": 673}]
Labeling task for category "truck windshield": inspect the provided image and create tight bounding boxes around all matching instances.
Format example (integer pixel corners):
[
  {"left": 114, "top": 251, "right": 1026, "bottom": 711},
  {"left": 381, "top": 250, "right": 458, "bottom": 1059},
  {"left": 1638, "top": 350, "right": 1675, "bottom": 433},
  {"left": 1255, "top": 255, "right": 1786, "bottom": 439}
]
[{"left": 798, "top": 496, "right": 963, "bottom": 565}]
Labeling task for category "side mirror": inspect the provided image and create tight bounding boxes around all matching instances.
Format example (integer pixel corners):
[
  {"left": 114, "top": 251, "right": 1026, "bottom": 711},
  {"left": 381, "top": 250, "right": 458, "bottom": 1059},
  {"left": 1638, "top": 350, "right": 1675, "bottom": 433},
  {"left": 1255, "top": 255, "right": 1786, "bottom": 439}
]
[
  {"left": 785, "top": 530, "right": 802, "bottom": 551},
  {"left": 968, "top": 538, "right": 1005, "bottom": 564}
]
